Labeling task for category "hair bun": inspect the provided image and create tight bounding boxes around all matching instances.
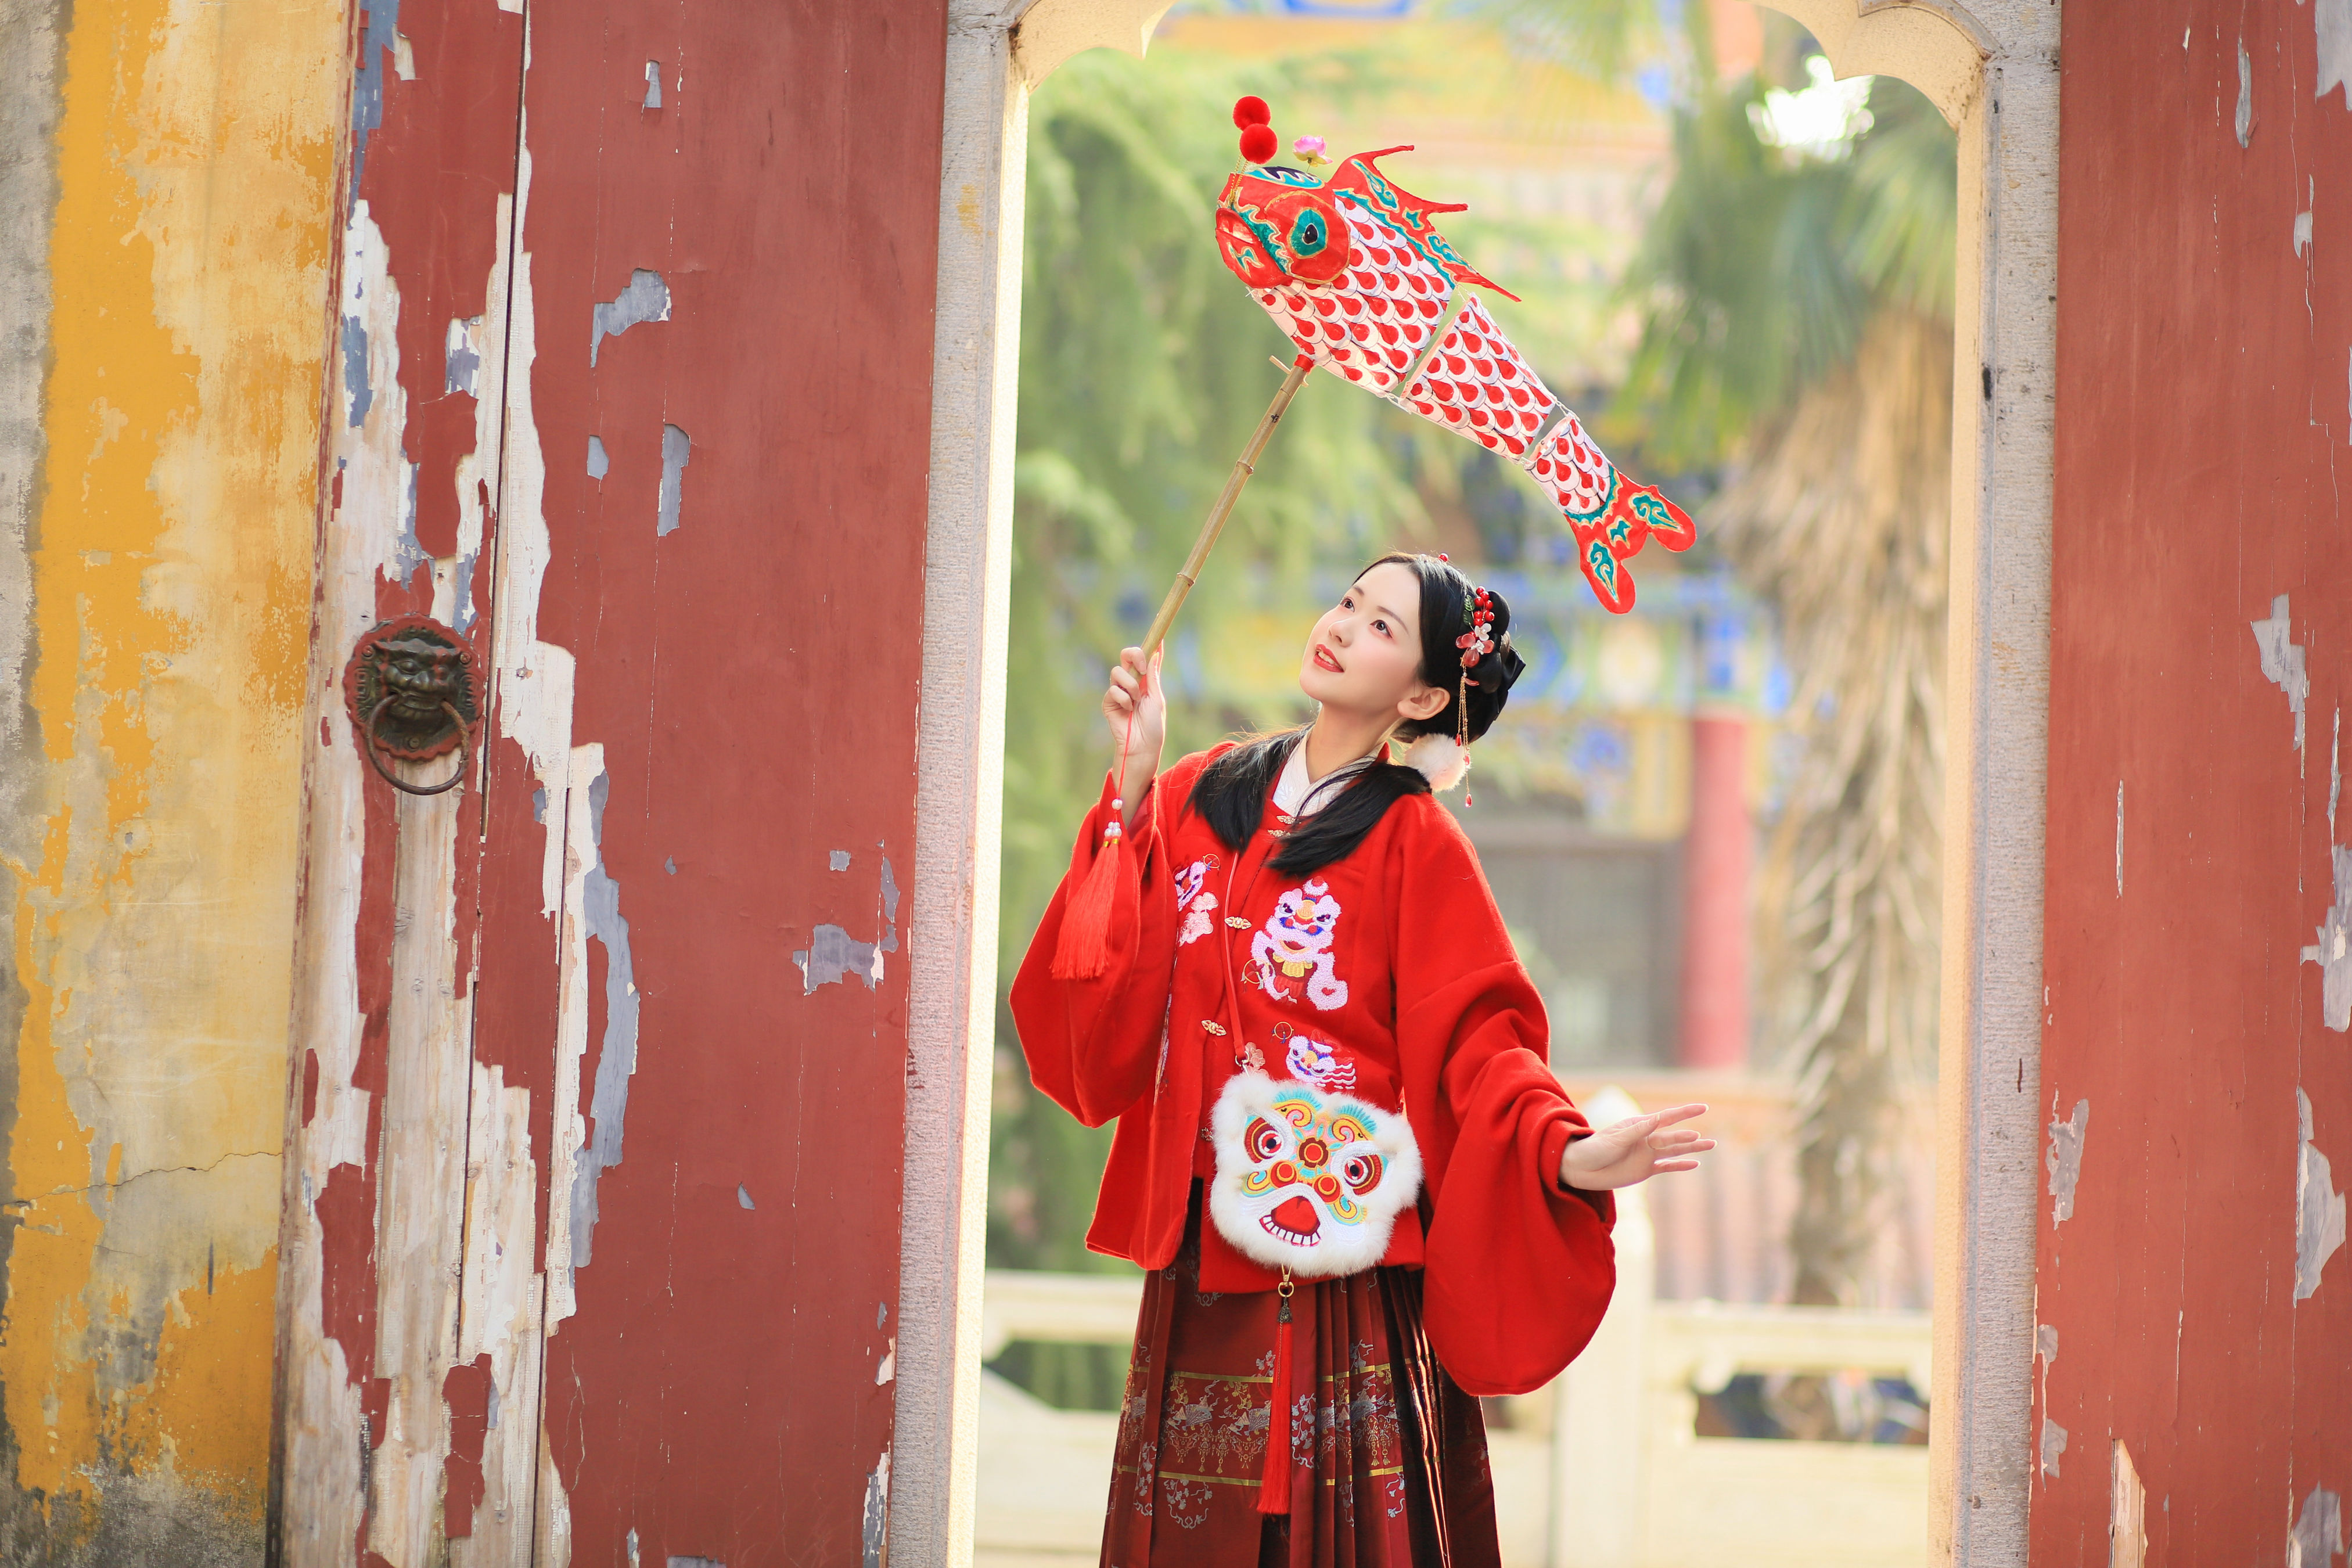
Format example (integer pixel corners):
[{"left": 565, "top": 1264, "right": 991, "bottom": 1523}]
[
  {"left": 1477, "top": 634, "right": 1524, "bottom": 696},
  {"left": 1468, "top": 585, "right": 1523, "bottom": 697}
]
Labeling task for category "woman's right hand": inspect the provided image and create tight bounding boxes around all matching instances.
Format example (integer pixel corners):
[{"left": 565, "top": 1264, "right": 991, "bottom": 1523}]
[{"left": 1103, "top": 645, "right": 1166, "bottom": 815}]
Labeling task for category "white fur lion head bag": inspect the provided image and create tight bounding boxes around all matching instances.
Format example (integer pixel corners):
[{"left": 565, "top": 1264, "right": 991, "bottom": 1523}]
[{"left": 1208, "top": 1070, "right": 1422, "bottom": 1278}]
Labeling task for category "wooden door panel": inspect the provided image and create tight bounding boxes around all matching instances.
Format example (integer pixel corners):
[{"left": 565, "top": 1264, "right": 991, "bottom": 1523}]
[
  {"left": 509, "top": 4, "right": 946, "bottom": 1560},
  {"left": 282, "top": 0, "right": 529, "bottom": 1563},
  {"left": 2040, "top": 0, "right": 2352, "bottom": 1555},
  {"left": 285, "top": 2, "right": 950, "bottom": 1563}
]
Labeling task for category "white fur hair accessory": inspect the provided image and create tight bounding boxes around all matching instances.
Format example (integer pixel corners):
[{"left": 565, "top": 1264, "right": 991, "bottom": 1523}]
[{"left": 1400, "top": 733, "right": 1470, "bottom": 792}]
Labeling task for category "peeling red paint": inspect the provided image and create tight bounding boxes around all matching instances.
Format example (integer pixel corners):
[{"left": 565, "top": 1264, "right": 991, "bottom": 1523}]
[
  {"left": 318, "top": 761, "right": 397, "bottom": 1414},
  {"left": 470, "top": 477, "right": 498, "bottom": 629},
  {"left": 2041, "top": 1, "right": 2352, "bottom": 1554},
  {"left": 440, "top": 1353, "right": 494, "bottom": 1537},
  {"left": 354, "top": 0, "right": 523, "bottom": 560},
  {"left": 581, "top": 907, "right": 609, "bottom": 1137},
  {"left": 472, "top": 732, "right": 562, "bottom": 1266},
  {"left": 314, "top": 1162, "right": 376, "bottom": 1378},
  {"left": 297, "top": 2, "right": 947, "bottom": 1555},
  {"left": 517, "top": 4, "right": 947, "bottom": 1560},
  {"left": 319, "top": 763, "right": 398, "bottom": 1559}
]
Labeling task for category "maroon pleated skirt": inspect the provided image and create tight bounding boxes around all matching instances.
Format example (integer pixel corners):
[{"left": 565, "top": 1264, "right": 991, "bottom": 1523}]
[{"left": 1100, "top": 1191, "right": 1501, "bottom": 1568}]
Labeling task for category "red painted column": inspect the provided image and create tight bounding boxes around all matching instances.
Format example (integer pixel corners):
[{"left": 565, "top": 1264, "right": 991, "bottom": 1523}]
[{"left": 1679, "top": 713, "right": 1750, "bottom": 1070}]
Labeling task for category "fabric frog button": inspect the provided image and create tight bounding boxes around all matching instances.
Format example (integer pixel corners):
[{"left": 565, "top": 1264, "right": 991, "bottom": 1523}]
[{"left": 1250, "top": 877, "right": 1348, "bottom": 1010}]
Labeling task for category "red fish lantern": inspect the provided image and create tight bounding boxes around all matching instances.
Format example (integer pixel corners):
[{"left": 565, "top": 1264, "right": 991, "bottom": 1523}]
[
  {"left": 1215, "top": 125, "right": 1695, "bottom": 613},
  {"left": 1136, "top": 99, "right": 1696, "bottom": 665}
]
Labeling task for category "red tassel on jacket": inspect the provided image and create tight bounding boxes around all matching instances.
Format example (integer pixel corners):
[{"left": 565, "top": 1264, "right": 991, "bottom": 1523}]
[
  {"left": 1050, "top": 803, "right": 1127, "bottom": 980},
  {"left": 1258, "top": 1275, "right": 1294, "bottom": 1515}
]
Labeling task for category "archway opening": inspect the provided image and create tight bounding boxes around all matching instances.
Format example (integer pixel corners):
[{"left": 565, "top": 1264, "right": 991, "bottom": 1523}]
[{"left": 958, "top": 2, "right": 2014, "bottom": 1562}]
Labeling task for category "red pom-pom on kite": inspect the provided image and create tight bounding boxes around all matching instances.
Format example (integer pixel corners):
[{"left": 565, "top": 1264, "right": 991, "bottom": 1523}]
[
  {"left": 1239, "top": 123, "right": 1278, "bottom": 163},
  {"left": 1232, "top": 96, "right": 1271, "bottom": 129}
]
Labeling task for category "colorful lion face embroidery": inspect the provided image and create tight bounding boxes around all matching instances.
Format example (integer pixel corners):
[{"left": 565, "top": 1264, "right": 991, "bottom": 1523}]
[
  {"left": 1251, "top": 878, "right": 1348, "bottom": 1010},
  {"left": 1175, "top": 857, "right": 1220, "bottom": 947},
  {"left": 1208, "top": 1071, "right": 1421, "bottom": 1277}
]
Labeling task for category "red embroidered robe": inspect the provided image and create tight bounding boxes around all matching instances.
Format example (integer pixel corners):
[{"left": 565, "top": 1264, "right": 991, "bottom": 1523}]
[{"left": 1012, "top": 743, "right": 1616, "bottom": 1397}]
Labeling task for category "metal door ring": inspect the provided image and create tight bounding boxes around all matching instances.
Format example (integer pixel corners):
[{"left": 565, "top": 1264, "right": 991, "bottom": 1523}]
[
  {"left": 362, "top": 697, "right": 470, "bottom": 796},
  {"left": 342, "top": 614, "right": 481, "bottom": 798}
]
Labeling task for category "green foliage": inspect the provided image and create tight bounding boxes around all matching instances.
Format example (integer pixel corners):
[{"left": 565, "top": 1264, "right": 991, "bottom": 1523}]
[
  {"left": 1613, "top": 75, "right": 1956, "bottom": 466},
  {"left": 1456, "top": 0, "right": 1665, "bottom": 91},
  {"left": 990, "top": 48, "right": 1428, "bottom": 1274},
  {"left": 1454, "top": 0, "right": 1727, "bottom": 92},
  {"left": 1842, "top": 83, "right": 1959, "bottom": 320}
]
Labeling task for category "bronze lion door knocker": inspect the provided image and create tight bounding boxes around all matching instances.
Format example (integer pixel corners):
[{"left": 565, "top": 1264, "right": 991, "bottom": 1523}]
[{"left": 341, "top": 615, "right": 483, "bottom": 796}]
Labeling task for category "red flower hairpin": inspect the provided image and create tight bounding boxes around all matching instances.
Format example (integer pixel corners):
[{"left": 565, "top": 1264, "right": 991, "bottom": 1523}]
[{"left": 1456, "top": 587, "right": 1494, "bottom": 668}]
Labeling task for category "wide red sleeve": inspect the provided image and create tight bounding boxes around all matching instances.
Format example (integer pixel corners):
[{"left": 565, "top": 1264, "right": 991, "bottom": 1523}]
[
  {"left": 1390, "top": 801, "right": 1617, "bottom": 1397},
  {"left": 1008, "top": 755, "right": 1204, "bottom": 1128}
]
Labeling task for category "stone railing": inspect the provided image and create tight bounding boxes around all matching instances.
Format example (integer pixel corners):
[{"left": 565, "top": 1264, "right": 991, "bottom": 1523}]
[{"left": 974, "top": 1180, "right": 1931, "bottom": 1567}]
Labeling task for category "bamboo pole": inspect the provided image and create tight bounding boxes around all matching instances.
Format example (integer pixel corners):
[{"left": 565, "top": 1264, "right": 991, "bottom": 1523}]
[{"left": 1139, "top": 354, "right": 1315, "bottom": 657}]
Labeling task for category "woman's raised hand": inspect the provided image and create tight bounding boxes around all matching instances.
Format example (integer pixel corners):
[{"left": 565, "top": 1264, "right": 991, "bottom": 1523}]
[
  {"left": 1103, "top": 646, "right": 1167, "bottom": 812},
  {"left": 1559, "top": 1103, "right": 1714, "bottom": 1192}
]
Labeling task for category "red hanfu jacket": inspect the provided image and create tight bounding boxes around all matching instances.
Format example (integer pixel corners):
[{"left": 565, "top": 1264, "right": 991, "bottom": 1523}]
[{"left": 1010, "top": 742, "right": 1618, "bottom": 1396}]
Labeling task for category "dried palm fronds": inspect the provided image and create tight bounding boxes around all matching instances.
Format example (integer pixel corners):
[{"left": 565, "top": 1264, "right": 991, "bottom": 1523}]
[{"left": 1712, "top": 309, "right": 1950, "bottom": 1305}]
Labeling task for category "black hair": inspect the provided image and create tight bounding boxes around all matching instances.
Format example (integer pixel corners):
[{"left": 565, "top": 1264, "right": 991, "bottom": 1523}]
[{"left": 1189, "top": 553, "right": 1525, "bottom": 875}]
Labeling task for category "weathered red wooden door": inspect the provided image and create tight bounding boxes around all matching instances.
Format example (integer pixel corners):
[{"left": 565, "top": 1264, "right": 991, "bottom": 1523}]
[
  {"left": 2035, "top": 0, "right": 2352, "bottom": 1554},
  {"left": 281, "top": 3, "right": 948, "bottom": 1562}
]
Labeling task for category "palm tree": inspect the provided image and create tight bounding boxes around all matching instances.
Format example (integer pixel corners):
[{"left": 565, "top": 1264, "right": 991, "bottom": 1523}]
[
  {"left": 1619, "top": 70, "right": 1957, "bottom": 1307},
  {"left": 1476, "top": 0, "right": 1958, "bottom": 1305}
]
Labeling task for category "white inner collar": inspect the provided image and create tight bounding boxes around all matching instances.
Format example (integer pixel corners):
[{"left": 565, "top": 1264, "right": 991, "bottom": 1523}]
[{"left": 1272, "top": 735, "right": 1376, "bottom": 821}]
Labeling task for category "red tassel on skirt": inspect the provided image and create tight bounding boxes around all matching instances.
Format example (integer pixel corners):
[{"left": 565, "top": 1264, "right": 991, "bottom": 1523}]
[
  {"left": 1100, "top": 1190, "right": 1501, "bottom": 1568},
  {"left": 1258, "top": 1277, "right": 1294, "bottom": 1515}
]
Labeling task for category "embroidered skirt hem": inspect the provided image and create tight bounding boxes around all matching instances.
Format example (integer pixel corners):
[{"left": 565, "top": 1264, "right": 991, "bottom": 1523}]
[{"left": 1099, "top": 1196, "right": 1501, "bottom": 1568}]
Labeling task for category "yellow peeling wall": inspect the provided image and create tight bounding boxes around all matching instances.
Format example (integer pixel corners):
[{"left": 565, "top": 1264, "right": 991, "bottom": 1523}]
[{"left": 0, "top": 0, "right": 345, "bottom": 1553}]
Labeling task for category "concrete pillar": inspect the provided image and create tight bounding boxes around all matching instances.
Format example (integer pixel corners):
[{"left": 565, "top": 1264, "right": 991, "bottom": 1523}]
[
  {"left": 1552, "top": 1085, "right": 1653, "bottom": 1567},
  {"left": 1678, "top": 713, "right": 1751, "bottom": 1070}
]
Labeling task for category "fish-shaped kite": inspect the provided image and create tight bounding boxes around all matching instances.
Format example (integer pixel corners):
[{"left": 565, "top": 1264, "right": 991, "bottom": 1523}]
[{"left": 1215, "top": 99, "right": 1695, "bottom": 613}]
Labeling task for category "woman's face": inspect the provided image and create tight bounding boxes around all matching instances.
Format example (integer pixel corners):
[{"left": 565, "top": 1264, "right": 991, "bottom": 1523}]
[{"left": 1297, "top": 562, "right": 1444, "bottom": 725}]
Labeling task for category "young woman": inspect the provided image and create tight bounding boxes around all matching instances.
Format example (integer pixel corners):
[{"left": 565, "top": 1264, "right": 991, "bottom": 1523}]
[{"left": 1012, "top": 553, "right": 1712, "bottom": 1568}]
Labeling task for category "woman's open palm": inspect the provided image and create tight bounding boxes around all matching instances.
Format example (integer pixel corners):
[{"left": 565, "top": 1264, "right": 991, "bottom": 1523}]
[{"left": 1560, "top": 1103, "right": 1713, "bottom": 1191}]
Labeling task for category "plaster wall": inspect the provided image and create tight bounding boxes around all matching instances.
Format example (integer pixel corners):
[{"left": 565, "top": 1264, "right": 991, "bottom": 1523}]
[{"left": 0, "top": 0, "right": 346, "bottom": 1558}]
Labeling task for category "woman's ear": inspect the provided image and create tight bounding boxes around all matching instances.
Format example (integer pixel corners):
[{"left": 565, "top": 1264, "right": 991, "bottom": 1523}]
[{"left": 1396, "top": 681, "right": 1449, "bottom": 724}]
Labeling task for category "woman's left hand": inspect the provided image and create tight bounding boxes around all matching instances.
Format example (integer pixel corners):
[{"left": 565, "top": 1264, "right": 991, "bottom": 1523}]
[{"left": 1560, "top": 1103, "right": 1714, "bottom": 1191}]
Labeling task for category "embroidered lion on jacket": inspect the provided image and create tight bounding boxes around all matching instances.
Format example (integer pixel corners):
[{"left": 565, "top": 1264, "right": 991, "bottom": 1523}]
[{"left": 1252, "top": 878, "right": 1348, "bottom": 1010}]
